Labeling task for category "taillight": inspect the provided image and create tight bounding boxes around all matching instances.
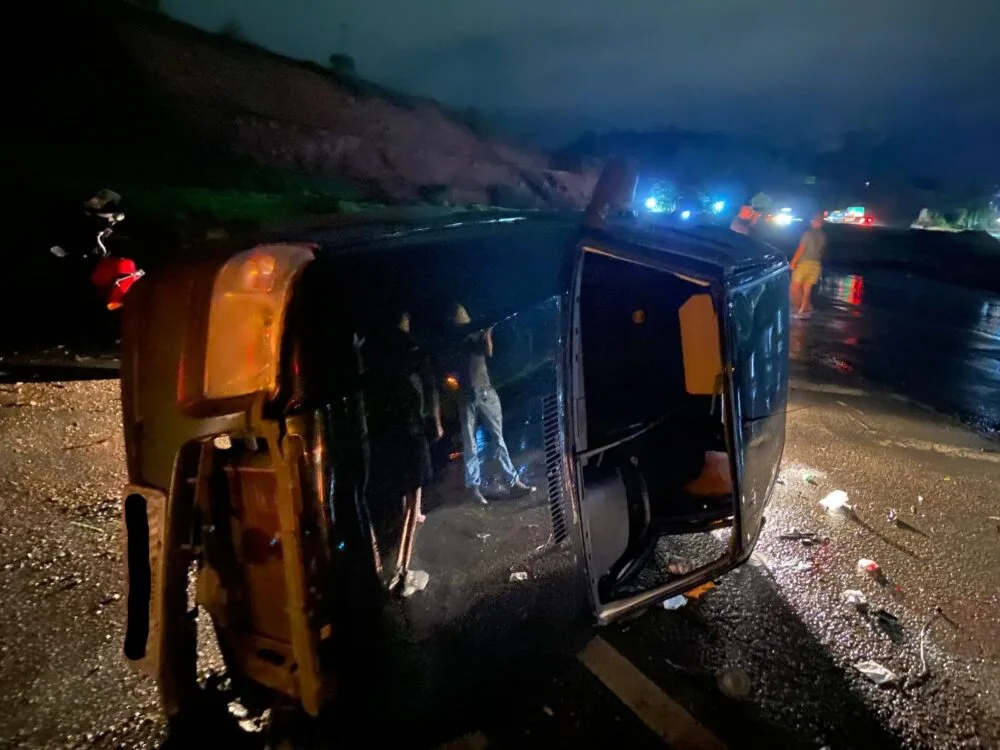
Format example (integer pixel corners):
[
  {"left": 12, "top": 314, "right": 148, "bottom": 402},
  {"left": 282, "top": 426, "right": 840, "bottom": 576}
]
[{"left": 201, "top": 244, "right": 314, "bottom": 401}]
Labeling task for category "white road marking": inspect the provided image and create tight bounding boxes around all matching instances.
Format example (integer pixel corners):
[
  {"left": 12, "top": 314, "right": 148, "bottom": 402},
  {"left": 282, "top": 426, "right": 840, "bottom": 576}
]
[
  {"left": 877, "top": 438, "right": 1000, "bottom": 464},
  {"left": 578, "top": 636, "right": 727, "bottom": 750},
  {"left": 789, "top": 380, "right": 868, "bottom": 397}
]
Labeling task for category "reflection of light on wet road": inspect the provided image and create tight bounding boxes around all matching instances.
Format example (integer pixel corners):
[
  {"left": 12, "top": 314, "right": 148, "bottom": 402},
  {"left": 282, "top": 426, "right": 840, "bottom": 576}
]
[
  {"left": 805, "top": 269, "right": 1000, "bottom": 432},
  {"left": 832, "top": 275, "right": 864, "bottom": 305}
]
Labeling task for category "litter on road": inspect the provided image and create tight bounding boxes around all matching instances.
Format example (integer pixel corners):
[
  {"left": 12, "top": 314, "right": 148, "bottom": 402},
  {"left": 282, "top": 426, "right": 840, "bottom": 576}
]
[
  {"left": 819, "top": 490, "right": 852, "bottom": 513},
  {"left": 842, "top": 589, "right": 868, "bottom": 609},
  {"left": 779, "top": 560, "right": 814, "bottom": 572},
  {"left": 684, "top": 581, "right": 716, "bottom": 599},
  {"left": 661, "top": 595, "right": 688, "bottom": 610},
  {"left": 853, "top": 660, "right": 899, "bottom": 687},
  {"left": 778, "top": 530, "right": 820, "bottom": 541},
  {"left": 509, "top": 571, "right": 529, "bottom": 582},
  {"left": 666, "top": 557, "right": 696, "bottom": 575},
  {"left": 858, "top": 558, "right": 880, "bottom": 574},
  {"left": 717, "top": 667, "right": 752, "bottom": 699}
]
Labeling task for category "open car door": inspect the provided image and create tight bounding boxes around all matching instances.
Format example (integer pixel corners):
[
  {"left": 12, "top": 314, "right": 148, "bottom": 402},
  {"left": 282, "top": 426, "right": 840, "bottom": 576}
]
[{"left": 569, "top": 231, "right": 788, "bottom": 623}]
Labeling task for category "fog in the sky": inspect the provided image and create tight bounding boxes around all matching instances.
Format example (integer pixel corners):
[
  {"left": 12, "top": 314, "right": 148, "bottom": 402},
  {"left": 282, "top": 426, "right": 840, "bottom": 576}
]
[{"left": 163, "top": 0, "right": 1000, "bottom": 178}]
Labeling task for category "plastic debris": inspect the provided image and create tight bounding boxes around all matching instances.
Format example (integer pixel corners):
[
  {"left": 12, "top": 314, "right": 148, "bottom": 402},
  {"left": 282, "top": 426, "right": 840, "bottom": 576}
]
[
  {"left": 747, "top": 552, "right": 769, "bottom": 568},
  {"left": 684, "top": 581, "right": 716, "bottom": 599},
  {"left": 842, "top": 589, "right": 868, "bottom": 609},
  {"left": 858, "top": 558, "right": 880, "bottom": 574},
  {"left": 804, "top": 473, "right": 818, "bottom": 486},
  {"left": 819, "top": 490, "right": 852, "bottom": 513},
  {"left": 887, "top": 508, "right": 898, "bottom": 524},
  {"left": 667, "top": 557, "right": 696, "bottom": 575},
  {"left": 717, "top": 666, "right": 751, "bottom": 699},
  {"left": 476, "top": 533, "right": 491, "bottom": 541},
  {"left": 402, "top": 569, "right": 430, "bottom": 598},
  {"left": 917, "top": 495, "right": 924, "bottom": 504},
  {"left": 509, "top": 571, "right": 529, "bottom": 582},
  {"left": 661, "top": 594, "right": 688, "bottom": 610},
  {"left": 779, "top": 560, "right": 814, "bottom": 572},
  {"left": 853, "top": 660, "right": 899, "bottom": 687}
]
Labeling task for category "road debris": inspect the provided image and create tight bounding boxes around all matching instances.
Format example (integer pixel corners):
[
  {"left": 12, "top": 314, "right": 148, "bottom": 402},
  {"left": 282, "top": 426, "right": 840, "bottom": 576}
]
[
  {"left": 917, "top": 614, "right": 938, "bottom": 680},
  {"left": 857, "top": 558, "right": 880, "bottom": 574},
  {"left": 509, "top": 571, "right": 529, "bottom": 582},
  {"left": 69, "top": 520, "right": 105, "bottom": 534},
  {"left": 872, "top": 608, "right": 903, "bottom": 639},
  {"left": 842, "top": 589, "right": 868, "bottom": 611},
  {"left": 853, "top": 660, "right": 899, "bottom": 687},
  {"left": 476, "top": 533, "right": 491, "bottom": 541},
  {"left": 779, "top": 530, "right": 824, "bottom": 546},
  {"left": 779, "top": 560, "right": 814, "bottom": 572},
  {"left": 804, "top": 473, "right": 818, "bottom": 485},
  {"left": 666, "top": 557, "right": 696, "bottom": 575},
  {"left": 62, "top": 436, "right": 112, "bottom": 451},
  {"left": 717, "top": 666, "right": 751, "bottom": 699},
  {"left": 402, "top": 569, "right": 429, "bottom": 597},
  {"left": 887, "top": 508, "right": 898, "bottom": 523},
  {"left": 661, "top": 594, "right": 688, "bottom": 610},
  {"left": 819, "top": 490, "right": 852, "bottom": 514},
  {"left": 684, "top": 581, "right": 716, "bottom": 599}
]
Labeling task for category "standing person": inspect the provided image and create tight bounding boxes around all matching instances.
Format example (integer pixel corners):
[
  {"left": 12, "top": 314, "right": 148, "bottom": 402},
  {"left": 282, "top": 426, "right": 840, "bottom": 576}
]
[
  {"left": 789, "top": 215, "right": 827, "bottom": 318},
  {"left": 451, "top": 303, "right": 535, "bottom": 504},
  {"left": 363, "top": 310, "right": 441, "bottom": 597},
  {"left": 730, "top": 204, "right": 760, "bottom": 235}
]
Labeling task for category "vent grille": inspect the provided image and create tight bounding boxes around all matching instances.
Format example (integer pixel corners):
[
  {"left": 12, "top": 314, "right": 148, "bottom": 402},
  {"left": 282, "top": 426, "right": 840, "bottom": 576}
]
[{"left": 543, "top": 392, "right": 569, "bottom": 544}]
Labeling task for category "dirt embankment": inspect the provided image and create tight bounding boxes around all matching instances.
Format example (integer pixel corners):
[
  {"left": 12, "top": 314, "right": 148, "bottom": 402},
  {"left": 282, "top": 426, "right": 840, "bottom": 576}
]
[{"left": 48, "top": 3, "right": 597, "bottom": 211}]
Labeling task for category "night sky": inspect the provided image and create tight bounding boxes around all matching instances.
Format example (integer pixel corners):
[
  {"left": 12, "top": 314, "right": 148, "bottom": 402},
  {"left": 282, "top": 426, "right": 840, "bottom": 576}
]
[{"left": 163, "top": 0, "right": 1000, "bottom": 180}]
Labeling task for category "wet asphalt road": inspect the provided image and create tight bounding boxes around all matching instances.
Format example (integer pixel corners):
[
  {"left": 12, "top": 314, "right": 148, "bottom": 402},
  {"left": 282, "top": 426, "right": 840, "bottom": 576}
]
[{"left": 2, "top": 265, "right": 1000, "bottom": 748}]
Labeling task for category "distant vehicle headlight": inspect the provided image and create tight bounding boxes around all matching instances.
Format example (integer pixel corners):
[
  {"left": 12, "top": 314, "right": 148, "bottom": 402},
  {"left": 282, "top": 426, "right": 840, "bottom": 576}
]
[
  {"left": 645, "top": 197, "right": 658, "bottom": 210},
  {"left": 774, "top": 213, "right": 794, "bottom": 226},
  {"left": 680, "top": 210, "right": 692, "bottom": 220},
  {"left": 712, "top": 200, "right": 726, "bottom": 214}
]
